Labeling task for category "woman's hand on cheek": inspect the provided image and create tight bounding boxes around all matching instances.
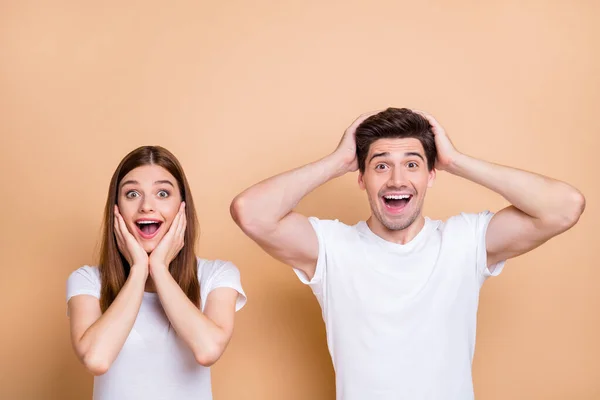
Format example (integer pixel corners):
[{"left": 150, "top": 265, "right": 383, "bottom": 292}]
[
  {"left": 114, "top": 205, "right": 149, "bottom": 273},
  {"left": 148, "top": 202, "right": 186, "bottom": 274}
]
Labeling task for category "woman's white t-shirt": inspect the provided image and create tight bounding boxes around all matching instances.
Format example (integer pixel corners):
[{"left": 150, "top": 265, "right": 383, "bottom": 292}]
[{"left": 66, "top": 258, "right": 246, "bottom": 400}]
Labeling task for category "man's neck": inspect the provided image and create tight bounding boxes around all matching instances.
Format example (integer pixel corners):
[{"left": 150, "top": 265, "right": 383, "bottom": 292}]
[{"left": 366, "top": 215, "right": 426, "bottom": 245}]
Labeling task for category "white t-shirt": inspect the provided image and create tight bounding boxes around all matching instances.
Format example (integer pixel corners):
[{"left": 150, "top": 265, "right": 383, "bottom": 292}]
[
  {"left": 66, "top": 258, "right": 247, "bottom": 400},
  {"left": 293, "top": 211, "right": 505, "bottom": 400}
]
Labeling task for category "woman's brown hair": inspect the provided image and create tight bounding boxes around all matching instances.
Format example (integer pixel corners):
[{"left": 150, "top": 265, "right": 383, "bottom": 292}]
[{"left": 98, "top": 146, "right": 199, "bottom": 312}]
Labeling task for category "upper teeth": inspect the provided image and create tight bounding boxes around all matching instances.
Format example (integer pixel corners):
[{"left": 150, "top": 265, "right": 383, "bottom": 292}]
[
  {"left": 385, "top": 195, "right": 410, "bottom": 199},
  {"left": 138, "top": 221, "right": 158, "bottom": 224}
]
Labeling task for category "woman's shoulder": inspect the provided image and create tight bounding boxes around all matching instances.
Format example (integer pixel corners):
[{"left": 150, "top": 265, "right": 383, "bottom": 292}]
[
  {"left": 196, "top": 257, "right": 246, "bottom": 311},
  {"left": 196, "top": 257, "right": 238, "bottom": 273},
  {"left": 67, "top": 265, "right": 101, "bottom": 282},
  {"left": 66, "top": 265, "right": 101, "bottom": 301},
  {"left": 196, "top": 257, "right": 239, "bottom": 281}
]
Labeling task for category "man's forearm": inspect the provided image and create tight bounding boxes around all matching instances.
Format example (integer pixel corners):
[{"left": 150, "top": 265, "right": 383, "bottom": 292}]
[
  {"left": 447, "top": 153, "right": 585, "bottom": 224},
  {"left": 231, "top": 153, "right": 349, "bottom": 228}
]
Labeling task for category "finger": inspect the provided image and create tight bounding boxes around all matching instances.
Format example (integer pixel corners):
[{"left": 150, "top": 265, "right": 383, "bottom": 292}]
[
  {"left": 173, "top": 208, "right": 186, "bottom": 251},
  {"left": 116, "top": 212, "right": 133, "bottom": 240},
  {"left": 178, "top": 213, "right": 187, "bottom": 238},
  {"left": 176, "top": 217, "right": 186, "bottom": 252},
  {"left": 116, "top": 213, "right": 138, "bottom": 262},
  {"left": 176, "top": 203, "right": 186, "bottom": 237},
  {"left": 114, "top": 215, "right": 124, "bottom": 245},
  {"left": 161, "top": 213, "right": 179, "bottom": 244},
  {"left": 173, "top": 203, "right": 184, "bottom": 230},
  {"left": 174, "top": 208, "right": 185, "bottom": 239},
  {"left": 412, "top": 109, "right": 433, "bottom": 123},
  {"left": 114, "top": 208, "right": 123, "bottom": 238},
  {"left": 413, "top": 109, "right": 436, "bottom": 124},
  {"left": 114, "top": 207, "right": 130, "bottom": 242},
  {"left": 114, "top": 205, "right": 123, "bottom": 220},
  {"left": 349, "top": 111, "right": 377, "bottom": 132},
  {"left": 413, "top": 110, "right": 443, "bottom": 134},
  {"left": 114, "top": 216, "right": 128, "bottom": 249},
  {"left": 175, "top": 219, "right": 186, "bottom": 251},
  {"left": 361, "top": 109, "right": 382, "bottom": 119},
  {"left": 113, "top": 216, "right": 130, "bottom": 262},
  {"left": 171, "top": 208, "right": 183, "bottom": 234}
]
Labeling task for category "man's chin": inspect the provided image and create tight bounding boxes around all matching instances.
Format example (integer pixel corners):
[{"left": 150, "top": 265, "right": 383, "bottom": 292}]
[
  {"left": 378, "top": 211, "right": 419, "bottom": 231},
  {"left": 381, "top": 220, "right": 410, "bottom": 231}
]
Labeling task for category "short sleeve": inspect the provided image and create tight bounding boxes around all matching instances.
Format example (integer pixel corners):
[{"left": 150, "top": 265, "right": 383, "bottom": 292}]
[
  {"left": 199, "top": 259, "right": 247, "bottom": 312},
  {"left": 292, "top": 217, "right": 328, "bottom": 287},
  {"left": 290, "top": 217, "right": 343, "bottom": 309},
  {"left": 473, "top": 211, "right": 506, "bottom": 284},
  {"left": 66, "top": 265, "right": 101, "bottom": 316}
]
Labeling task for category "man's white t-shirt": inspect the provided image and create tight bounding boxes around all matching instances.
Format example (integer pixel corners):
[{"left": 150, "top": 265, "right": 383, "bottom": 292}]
[
  {"left": 66, "top": 258, "right": 246, "bottom": 400},
  {"left": 293, "top": 211, "right": 505, "bottom": 400}
]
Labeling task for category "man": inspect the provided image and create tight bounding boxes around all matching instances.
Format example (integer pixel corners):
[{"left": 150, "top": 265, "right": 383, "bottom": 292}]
[{"left": 230, "top": 108, "right": 585, "bottom": 399}]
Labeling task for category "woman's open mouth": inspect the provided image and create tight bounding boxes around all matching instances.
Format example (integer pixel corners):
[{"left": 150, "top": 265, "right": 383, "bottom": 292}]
[{"left": 135, "top": 219, "right": 163, "bottom": 239}]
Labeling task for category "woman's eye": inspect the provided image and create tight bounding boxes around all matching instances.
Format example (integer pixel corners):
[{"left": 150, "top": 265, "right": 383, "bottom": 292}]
[
  {"left": 157, "top": 190, "right": 169, "bottom": 198},
  {"left": 125, "top": 191, "right": 139, "bottom": 199}
]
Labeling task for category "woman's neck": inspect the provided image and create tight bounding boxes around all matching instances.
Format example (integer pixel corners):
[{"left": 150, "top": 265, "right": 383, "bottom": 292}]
[{"left": 144, "top": 276, "right": 157, "bottom": 293}]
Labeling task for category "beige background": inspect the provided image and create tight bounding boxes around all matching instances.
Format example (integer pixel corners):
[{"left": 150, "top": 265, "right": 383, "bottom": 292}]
[{"left": 1, "top": 1, "right": 598, "bottom": 399}]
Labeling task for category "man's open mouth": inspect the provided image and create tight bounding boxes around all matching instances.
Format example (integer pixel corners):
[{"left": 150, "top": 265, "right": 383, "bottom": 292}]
[{"left": 382, "top": 194, "right": 412, "bottom": 212}]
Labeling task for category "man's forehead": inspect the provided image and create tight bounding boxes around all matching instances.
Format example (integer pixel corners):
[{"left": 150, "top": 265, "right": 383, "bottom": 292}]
[{"left": 368, "top": 137, "right": 425, "bottom": 156}]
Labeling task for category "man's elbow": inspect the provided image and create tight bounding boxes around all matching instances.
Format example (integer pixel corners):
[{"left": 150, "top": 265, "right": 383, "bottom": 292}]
[
  {"left": 230, "top": 195, "right": 273, "bottom": 237},
  {"left": 548, "top": 188, "right": 586, "bottom": 232},
  {"left": 562, "top": 189, "right": 586, "bottom": 227},
  {"left": 230, "top": 194, "right": 249, "bottom": 228},
  {"left": 230, "top": 194, "right": 262, "bottom": 234}
]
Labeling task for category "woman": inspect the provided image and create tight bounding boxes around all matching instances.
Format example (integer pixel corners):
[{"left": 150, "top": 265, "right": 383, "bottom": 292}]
[{"left": 66, "top": 146, "right": 246, "bottom": 399}]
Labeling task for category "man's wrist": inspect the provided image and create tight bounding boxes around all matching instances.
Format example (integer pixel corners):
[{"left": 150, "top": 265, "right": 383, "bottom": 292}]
[
  {"left": 323, "top": 152, "right": 354, "bottom": 178},
  {"left": 444, "top": 152, "right": 468, "bottom": 175}
]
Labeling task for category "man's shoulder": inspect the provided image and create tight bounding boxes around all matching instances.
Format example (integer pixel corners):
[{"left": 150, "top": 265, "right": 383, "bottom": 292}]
[
  {"left": 436, "top": 210, "right": 495, "bottom": 235},
  {"left": 307, "top": 216, "right": 365, "bottom": 239},
  {"left": 308, "top": 216, "right": 364, "bottom": 229}
]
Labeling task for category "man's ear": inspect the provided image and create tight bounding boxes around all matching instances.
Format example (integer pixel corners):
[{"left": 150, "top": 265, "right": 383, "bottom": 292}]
[
  {"left": 427, "top": 168, "right": 436, "bottom": 188},
  {"left": 358, "top": 171, "right": 366, "bottom": 190}
]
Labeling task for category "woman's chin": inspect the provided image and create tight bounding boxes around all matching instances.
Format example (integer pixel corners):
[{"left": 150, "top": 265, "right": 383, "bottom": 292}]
[
  {"left": 133, "top": 231, "right": 165, "bottom": 254},
  {"left": 142, "top": 243, "right": 157, "bottom": 253},
  {"left": 137, "top": 237, "right": 160, "bottom": 254}
]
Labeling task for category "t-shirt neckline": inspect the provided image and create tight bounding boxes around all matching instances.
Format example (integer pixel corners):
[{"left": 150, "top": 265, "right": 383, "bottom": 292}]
[{"left": 356, "top": 217, "right": 434, "bottom": 252}]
